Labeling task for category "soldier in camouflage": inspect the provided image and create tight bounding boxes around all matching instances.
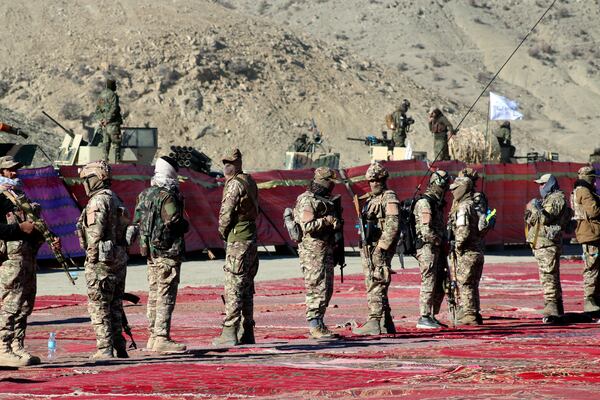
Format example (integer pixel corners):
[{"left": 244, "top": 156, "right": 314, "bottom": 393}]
[
  {"left": 0, "top": 156, "right": 47, "bottom": 367},
  {"left": 428, "top": 107, "right": 454, "bottom": 161},
  {"left": 94, "top": 78, "right": 123, "bottom": 163},
  {"left": 525, "top": 174, "right": 567, "bottom": 322},
  {"left": 213, "top": 149, "right": 260, "bottom": 346},
  {"left": 131, "top": 156, "right": 188, "bottom": 353},
  {"left": 448, "top": 177, "right": 485, "bottom": 325},
  {"left": 293, "top": 167, "right": 340, "bottom": 339},
  {"left": 77, "top": 161, "right": 125, "bottom": 359},
  {"left": 458, "top": 168, "right": 494, "bottom": 238},
  {"left": 388, "top": 99, "right": 413, "bottom": 147},
  {"left": 353, "top": 162, "right": 400, "bottom": 335},
  {"left": 414, "top": 170, "right": 450, "bottom": 329},
  {"left": 571, "top": 167, "right": 600, "bottom": 314}
]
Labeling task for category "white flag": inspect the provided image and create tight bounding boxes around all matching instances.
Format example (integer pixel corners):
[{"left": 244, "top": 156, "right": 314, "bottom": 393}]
[{"left": 489, "top": 92, "right": 524, "bottom": 121}]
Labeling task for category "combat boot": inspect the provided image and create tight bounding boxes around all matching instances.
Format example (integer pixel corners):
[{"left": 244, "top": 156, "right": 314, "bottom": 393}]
[
  {"left": 0, "top": 342, "right": 30, "bottom": 367},
  {"left": 584, "top": 297, "right": 600, "bottom": 313},
  {"left": 381, "top": 310, "right": 397, "bottom": 334},
  {"left": 475, "top": 313, "right": 484, "bottom": 325},
  {"left": 153, "top": 337, "right": 187, "bottom": 353},
  {"left": 11, "top": 340, "right": 40, "bottom": 366},
  {"left": 146, "top": 335, "right": 156, "bottom": 350},
  {"left": 90, "top": 347, "right": 114, "bottom": 361},
  {"left": 238, "top": 321, "right": 256, "bottom": 345},
  {"left": 352, "top": 319, "right": 381, "bottom": 336},
  {"left": 416, "top": 315, "right": 442, "bottom": 329},
  {"left": 457, "top": 314, "right": 479, "bottom": 326},
  {"left": 543, "top": 302, "right": 561, "bottom": 318},
  {"left": 309, "top": 319, "right": 336, "bottom": 339},
  {"left": 212, "top": 326, "right": 239, "bottom": 347}
]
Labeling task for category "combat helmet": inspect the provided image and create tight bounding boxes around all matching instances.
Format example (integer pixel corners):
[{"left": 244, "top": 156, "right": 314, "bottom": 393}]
[
  {"left": 429, "top": 169, "right": 449, "bottom": 187},
  {"left": 365, "top": 161, "right": 389, "bottom": 181},
  {"left": 79, "top": 160, "right": 111, "bottom": 181},
  {"left": 458, "top": 167, "right": 479, "bottom": 182}
]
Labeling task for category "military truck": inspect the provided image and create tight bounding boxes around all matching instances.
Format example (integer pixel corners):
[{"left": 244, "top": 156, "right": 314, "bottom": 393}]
[{"left": 45, "top": 112, "right": 158, "bottom": 166}]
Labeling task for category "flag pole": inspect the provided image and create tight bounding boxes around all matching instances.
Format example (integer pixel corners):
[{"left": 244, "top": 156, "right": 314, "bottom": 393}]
[{"left": 485, "top": 93, "right": 491, "bottom": 162}]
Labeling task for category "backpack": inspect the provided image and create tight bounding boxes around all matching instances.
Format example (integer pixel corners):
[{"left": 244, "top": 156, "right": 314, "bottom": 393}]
[
  {"left": 397, "top": 197, "right": 419, "bottom": 257},
  {"left": 283, "top": 207, "right": 302, "bottom": 242},
  {"left": 559, "top": 204, "right": 576, "bottom": 234}
]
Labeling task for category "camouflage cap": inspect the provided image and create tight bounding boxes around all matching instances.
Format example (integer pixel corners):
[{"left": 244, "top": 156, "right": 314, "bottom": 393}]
[
  {"left": 449, "top": 176, "right": 473, "bottom": 191},
  {"left": 429, "top": 169, "right": 449, "bottom": 187},
  {"left": 458, "top": 167, "right": 479, "bottom": 181},
  {"left": 534, "top": 173, "right": 553, "bottom": 184},
  {"left": 578, "top": 166, "right": 598, "bottom": 177},
  {"left": 314, "top": 167, "right": 337, "bottom": 184},
  {"left": 222, "top": 148, "right": 242, "bottom": 164},
  {"left": 0, "top": 156, "right": 23, "bottom": 170},
  {"left": 365, "top": 161, "right": 389, "bottom": 181},
  {"left": 79, "top": 160, "right": 111, "bottom": 181}
]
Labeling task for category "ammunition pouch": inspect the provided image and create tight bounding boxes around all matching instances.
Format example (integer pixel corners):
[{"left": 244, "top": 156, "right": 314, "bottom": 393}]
[
  {"left": 364, "top": 220, "right": 380, "bottom": 246},
  {"left": 98, "top": 240, "right": 114, "bottom": 263}
]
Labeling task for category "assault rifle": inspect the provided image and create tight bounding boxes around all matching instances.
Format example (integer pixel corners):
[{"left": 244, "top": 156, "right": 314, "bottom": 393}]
[
  {"left": 347, "top": 132, "right": 395, "bottom": 150},
  {"left": 338, "top": 169, "right": 374, "bottom": 275},
  {"left": 2, "top": 189, "right": 77, "bottom": 285},
  {"left": 445, "top": 226, "right": 459, "bottom": 326},
  {"left": 330, "top": 194, "right": 346, "bottom": 283}
]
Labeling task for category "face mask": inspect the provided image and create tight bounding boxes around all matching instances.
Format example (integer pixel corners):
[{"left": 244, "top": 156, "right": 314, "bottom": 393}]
[
  {"left": 369, "top": 181, "right": 385, "bottom": 195},
  {"left": 539, "top": 176, "right": 558, "bottom": 198},
  {"left": 452, "top": 185, "right": 469, "bottom": 201},
  {"left": 223, "top": 163, "right": 238, "bottom": 179}
]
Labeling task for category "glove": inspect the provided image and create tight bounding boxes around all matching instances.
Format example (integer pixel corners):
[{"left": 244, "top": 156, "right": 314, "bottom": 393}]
[
  {"left": 324, "top": 215, "right": 341, "bottom": 231},
  {"left": 126, "top": 225, "right": 139, "bottom": 247}
]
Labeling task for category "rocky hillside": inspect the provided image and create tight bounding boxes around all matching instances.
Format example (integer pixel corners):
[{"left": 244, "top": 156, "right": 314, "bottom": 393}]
[
  {"left": 0, "top": 0, "right": 475, "bottom": 170},
  {"left": 229, "top": 0, "right": 600, "bottom": 162}
]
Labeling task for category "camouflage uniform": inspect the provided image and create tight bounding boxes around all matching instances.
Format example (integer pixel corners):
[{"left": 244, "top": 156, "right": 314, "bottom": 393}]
[
  {"left": 294, "top": 167, "right": 339, "bottom": 338},
  {"left": 414, "top": 171, "right": 449, "bottom": 326},
  {"left": 94, "top": 80, "right": 123, "bottom": 163},
  {"left": 390, "top": 109, "right": 408, "bottom": 147},
  {"left": 428, "top": 108, "right": 453, "bottom": 161},
  {"left": 215, "top": 149, "right": 259, "bottom": 346},
  {"left": 571, "top": 166, "right": 600, "bottom": 313},
  {"left": 0, "top": 178, "right": 44, "bottom": 366},
  {"left": 525, "top": 174, "right": 567, "bottom": 318},
  {"left": 133, "top": 158, "right": 188, "bottom": 352},
  {"left": 354, "top": 162, "right": 400, "bottom": 335},
  {"left": 77, "top": 161, "right": 123, "bottom": 358},
  {"left": 449, "top": 177, "right": 484, "bottom": 325}
]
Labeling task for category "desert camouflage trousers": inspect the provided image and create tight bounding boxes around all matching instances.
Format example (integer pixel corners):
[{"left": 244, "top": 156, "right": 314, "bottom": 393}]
[
  {"left": 392, "top": 129, "right": 406, "bottom": 147},
  {"left": 101, "top": 123, "right": 122, "bottom": 163},
  {"left": 416, "top": 244, "right": 445, "bottom": 317},
  {"left": 222, "top": 240, "right": 258, "bottom": 329},
  {"left": 85, "top": 261, "right": 123, "bottom": 351},
  {"left": 533, "top": 245, "right": 563, "bottom": 315},
  {"left": 582, "top": 242, "right": 600, "bottom": 312},
  {"left": 455, "top": 250, "right": 484, "bottom": 318},
  {"left": 0, "top": 242, "right": 37, "bottom": 345},
  {"left": 433, "top": 134, "right": 449, "bottom": 161},
  {"left": 299, "top": 239, "right": 334, "bottom": 321},
  {"left": 147, "top": 256, "right": 181, "bottom": 338},
  {"left": 361, "top": 246, "right": 393, "bottom": 320}
]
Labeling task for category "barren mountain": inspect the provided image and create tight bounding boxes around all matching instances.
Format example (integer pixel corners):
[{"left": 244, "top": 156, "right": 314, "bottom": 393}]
[
  {"left": 229, "top": 0, "right": 600, "bottom": 162},
  {"left": 0, "top": 0, "right": 477, "bottom": 170}
]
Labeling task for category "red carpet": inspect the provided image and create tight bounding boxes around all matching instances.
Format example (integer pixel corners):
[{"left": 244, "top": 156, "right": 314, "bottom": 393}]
[{"left": 2, "top": 261, "right": 600, "bottom": 399}]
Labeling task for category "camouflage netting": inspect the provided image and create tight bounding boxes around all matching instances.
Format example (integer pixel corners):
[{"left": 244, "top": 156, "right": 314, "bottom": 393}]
[{"left": 449, "top": 126, "right": 500, "bottom": 164}]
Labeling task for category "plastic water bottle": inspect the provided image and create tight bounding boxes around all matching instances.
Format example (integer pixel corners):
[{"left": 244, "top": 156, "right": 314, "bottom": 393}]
[{"left": 47, "top": 332, "right": 57, "bottom": 359}]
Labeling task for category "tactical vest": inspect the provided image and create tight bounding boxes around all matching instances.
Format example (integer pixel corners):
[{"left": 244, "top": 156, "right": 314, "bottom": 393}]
[
  {"left": 293, "top": 191, "right": 335, "bottom": 242},
  {"left": 79, "top": 189, "right": 119, "bottom": 251},
  {"left": 136, "top": 186, "right": 185, "bottom": 258},
  {"left": 230, "top": 173, "right": 258, "bottom": 223},
  {"left": 0, "top": 190, "right": 43, "bottom": 262},
  {"left": 430, "top": 117, "right": 449, "bottom": 134},
  {"left": 363, "top": 190, "right": 395, "bottom": 244}
]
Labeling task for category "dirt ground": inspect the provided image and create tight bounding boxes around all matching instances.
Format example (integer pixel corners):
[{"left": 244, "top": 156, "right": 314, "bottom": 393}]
[{"left": 2, "top": 249, "right": 600, "bottom": 399}]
